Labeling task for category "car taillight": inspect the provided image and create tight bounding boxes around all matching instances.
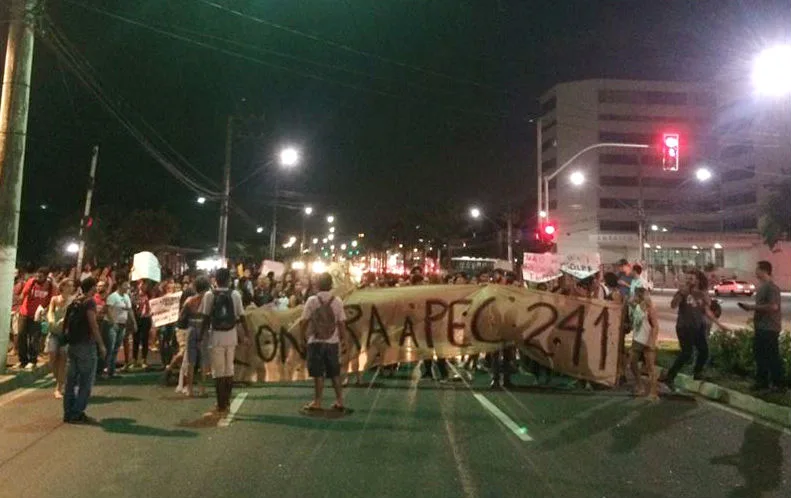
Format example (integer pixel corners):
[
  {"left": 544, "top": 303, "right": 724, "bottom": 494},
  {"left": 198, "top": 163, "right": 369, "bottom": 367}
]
[{"left": 736, "top": 284, "right": 743, "bottom": 289}]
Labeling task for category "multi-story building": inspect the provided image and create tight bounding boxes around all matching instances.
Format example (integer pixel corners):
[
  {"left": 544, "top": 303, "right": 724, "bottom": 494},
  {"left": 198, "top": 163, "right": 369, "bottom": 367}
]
[{"left": 539, "top": 79, "right": 790, "bottom": 288}]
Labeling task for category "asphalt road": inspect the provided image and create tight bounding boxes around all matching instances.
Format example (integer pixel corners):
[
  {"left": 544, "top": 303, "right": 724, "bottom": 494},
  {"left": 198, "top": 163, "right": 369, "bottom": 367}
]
[
  {"left": 650, "top": 291, "right": 791, "bottom": 342},
  {"left": 1, "top": 365, "right": 789, "bottom": 498}
]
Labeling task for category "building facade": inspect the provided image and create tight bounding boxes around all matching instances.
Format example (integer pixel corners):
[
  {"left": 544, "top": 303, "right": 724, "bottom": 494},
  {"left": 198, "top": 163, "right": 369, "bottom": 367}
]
[{"left": 539, "top": 79, "right": 790, "bottom": 289}]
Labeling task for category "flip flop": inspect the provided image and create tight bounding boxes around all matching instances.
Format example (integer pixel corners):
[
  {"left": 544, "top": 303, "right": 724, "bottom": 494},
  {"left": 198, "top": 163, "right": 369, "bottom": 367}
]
[{"left": 302, "top": 404, "right": 323, "bottom": 412}]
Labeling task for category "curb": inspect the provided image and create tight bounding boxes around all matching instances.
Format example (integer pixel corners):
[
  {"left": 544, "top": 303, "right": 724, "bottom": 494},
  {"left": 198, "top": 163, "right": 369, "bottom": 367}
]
[
  {"left": 673, "top": 373, "right": 790, "bottom": 428},
  {"left": 0, "top": 364, "right": 52, "bottom": 397}
]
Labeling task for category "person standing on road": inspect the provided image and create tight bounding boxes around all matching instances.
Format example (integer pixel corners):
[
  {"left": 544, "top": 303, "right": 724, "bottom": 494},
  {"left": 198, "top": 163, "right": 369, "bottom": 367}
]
[
  {"left": 46, "top": 278, "right": 76, "bottom": 398},
  {"left": 131, "top": 280, "right": 153, "bottom": 370},
  {"left": 104, "top": 278, "right": 136, "bottom": 378},
  {"left": 664, "top": 270, "right": 729, "bottom": 390},
  {"left": 16, "top": 267, "right": 54, "bottom": 370},
  {"left": 738, "top": 261, "right": 785, "bottom": 392},
  {"left": 629, "top": 287, "right": 660, "bottom": 399},
  {"left": 299, "top": 272, "right": 347, "bottom": 412},
  {"left": 62, "top": 277, "right": 107, "bottom": 424},
  {"left": 200, "top": 268, "right": 249, "bottom": 415},
  {"left": 178, "top": 276, "right": 210, "bottom": 397}
]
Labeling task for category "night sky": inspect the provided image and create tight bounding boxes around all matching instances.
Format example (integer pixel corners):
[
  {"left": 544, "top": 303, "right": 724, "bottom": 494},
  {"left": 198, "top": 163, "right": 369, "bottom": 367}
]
[{"left": 2, "top": 0, "right": 789, "bottom": 263}]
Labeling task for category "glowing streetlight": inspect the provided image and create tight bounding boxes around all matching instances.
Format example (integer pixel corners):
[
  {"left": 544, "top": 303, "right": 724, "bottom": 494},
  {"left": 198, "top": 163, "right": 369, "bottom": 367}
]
[
  {"left": 256, "top": 226, "right": 264, "bottom": 234},
  {"left": 569, "top": 171, "right": 585, "bottom": 186},
  {"left": 753, "top": 45, "right": 791, "bottom": 97},
  {"left": 312, "top": 238, "right": 319, "bottom": 244},
  {"left": 351, "top": 240, "right": 358, "bottom": 247},
  {"left": 651, "top": 224, "right": 659, "bottom": 231},
  {"left": 714, "top": 242, "right": 723, "bottom": 249},
  {"left": 279, "top": 147, "right": 300, "bottom": 167},
  {"left": 329, "top": 226, "right": 336, "bottom": 233},
  {"left": 341, "top": 244, "right": 347, "bottom": 250},
  {"left": 539, "top": 210, "right": 547, "bottom": 218},
  {"left": 327, "top": 215, "right": 335, "bottom": 224},
  {"left": 322, "top": 238, "right": 328, "bottom": 243},
  {"left": 696, "top": 167, "right": 712, "bottom": 182},
  {"left": 65, "top": 242, "right": 79, "bottom": 254},
  {"left": 328, "top": 234, "right": 335, "bottom": 241},
  {"left": 196, "top": 196, "right": 206, "bottom": 204},
  {"left": 304, "top": 206, "right": 313, "bottom": 216},
  {"left": 470, "top": 207, "right": 482, "bottom": 219}
]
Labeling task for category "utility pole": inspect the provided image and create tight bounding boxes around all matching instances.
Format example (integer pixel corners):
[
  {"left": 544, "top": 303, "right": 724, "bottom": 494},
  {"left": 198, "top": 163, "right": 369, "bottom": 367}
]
[
  {"left": 0, "top": 0, "right": 38, "bottom": 373},
  {"left": 269, "top": 175, "right": 279, "bottom": 261},
  {"left": 536, "top": 117, "right": 543, "bottom": 218},
  {"left": 638, "top": 163, "right": 646, "bottom": 263},
  {"left": 76, "top": 145, "right": 99, "bottom": 274},
  {"left": 506, "top": 209, "right": 514, "bottom": 270},
  {"left": 218, "top": 116, "right": 232, "bottom": 263}
]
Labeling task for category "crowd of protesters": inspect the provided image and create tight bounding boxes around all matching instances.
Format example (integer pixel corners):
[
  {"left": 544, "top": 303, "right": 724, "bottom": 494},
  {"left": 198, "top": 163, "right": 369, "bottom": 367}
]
[{"left": 5, "top": 255, "right": 784, "bottom": 422}]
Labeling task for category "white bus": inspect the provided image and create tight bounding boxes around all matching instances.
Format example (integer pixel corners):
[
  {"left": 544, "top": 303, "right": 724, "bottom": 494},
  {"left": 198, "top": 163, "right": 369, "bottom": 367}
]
[{"left": 449, "top": 257, "right": 512, "bottom": 276}]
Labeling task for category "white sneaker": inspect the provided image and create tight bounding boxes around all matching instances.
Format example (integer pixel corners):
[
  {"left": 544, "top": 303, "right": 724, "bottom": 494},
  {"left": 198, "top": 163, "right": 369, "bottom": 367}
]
[{"left": 24, "top": 363, "right": 35, "bottom": 371}]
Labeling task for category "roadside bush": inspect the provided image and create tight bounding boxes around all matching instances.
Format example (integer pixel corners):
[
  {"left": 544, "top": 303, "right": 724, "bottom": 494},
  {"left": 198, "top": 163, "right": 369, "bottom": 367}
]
[{"left": 709, "top": 328, "right": 791, "bottom": 378}]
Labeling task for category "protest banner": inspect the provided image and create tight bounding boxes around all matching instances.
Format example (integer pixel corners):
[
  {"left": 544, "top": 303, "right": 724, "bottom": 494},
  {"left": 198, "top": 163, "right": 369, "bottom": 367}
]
[
  {"left": 150, "top": 291, "right": 183, "bottom": 328},
  {"left": 560, "top": 253, "right": 601, "bottom": 280},
  {"left": 130, "top": 251, "right": 161, "bottom": 282},
  {"left": 236, "top": 283, "right": 623, "bottom": 386},
  {"left": 522, "top": 252, "right": 561, "bottom": 283}
]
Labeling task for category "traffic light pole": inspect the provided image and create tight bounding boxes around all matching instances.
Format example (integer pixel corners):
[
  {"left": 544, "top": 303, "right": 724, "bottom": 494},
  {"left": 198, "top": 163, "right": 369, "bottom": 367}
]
[
  {"left": 542, "top": 142, "right": 650, "bottom": 218},
  {"left": 76, "top": 145, "right": 99, "bottom": 275},
  {"left": 0, "top": 0, "right": 38, "bottom": 373}
]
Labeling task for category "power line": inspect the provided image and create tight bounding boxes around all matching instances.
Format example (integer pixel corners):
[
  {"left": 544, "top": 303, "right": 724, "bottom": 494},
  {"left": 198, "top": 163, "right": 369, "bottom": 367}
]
[
  {"left": 63, "top": 0, "right": 519, "bottom": 122},
  {"left": 193, "top": 0, "right": 514, "bottom": 96}
]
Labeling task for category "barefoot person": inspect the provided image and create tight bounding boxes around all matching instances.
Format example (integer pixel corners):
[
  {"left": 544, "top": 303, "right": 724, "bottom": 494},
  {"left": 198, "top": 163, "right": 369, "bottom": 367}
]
[
  {"left": 46, "top": 278, "right": 75, "bottom": 398},
  {"left": 629, "top": 287, "right": 659, "bottom": 399},
  {"left": 299, "top": 273, "right": 347, "bottom": 412}
]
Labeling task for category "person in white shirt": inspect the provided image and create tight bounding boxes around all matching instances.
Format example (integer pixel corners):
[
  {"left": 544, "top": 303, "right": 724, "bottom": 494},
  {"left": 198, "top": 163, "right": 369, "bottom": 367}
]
[
  {"left": 299, "top": 273, "right": 347, "bottom": 412},
  {"left": 200, "top": 268, "right": 249, "bottom": 416},
  {"left": 105, "top": 279, "right": 136, "bottom": 377}
]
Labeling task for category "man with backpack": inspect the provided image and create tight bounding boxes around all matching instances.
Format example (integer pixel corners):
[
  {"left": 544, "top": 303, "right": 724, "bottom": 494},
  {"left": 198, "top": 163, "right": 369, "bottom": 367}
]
[
  {"left": 63, "top": 277, "right": 107, "bottom": 424},
  {"left": 200, "top": 268, "right": 248, "bottom": 416},
  {"left": 299, "top": 272, "right": 347, "bottom": 412}
]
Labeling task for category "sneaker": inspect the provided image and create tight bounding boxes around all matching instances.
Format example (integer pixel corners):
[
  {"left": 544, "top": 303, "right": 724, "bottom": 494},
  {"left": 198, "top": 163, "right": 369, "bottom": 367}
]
[
  {"left": 24, "top": 363, "right": 34, "bottom": 371},
  {"left": 489, "top": 380, "right": 501, "bottom": 390},
  {"left": 141, "top": 363, "right": 149, "bottom": 370}
]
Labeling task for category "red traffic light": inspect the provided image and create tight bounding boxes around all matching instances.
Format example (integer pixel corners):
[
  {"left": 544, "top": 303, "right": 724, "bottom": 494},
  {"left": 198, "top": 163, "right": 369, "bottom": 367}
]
[
  {"left": 661, "top": 133, "right": 680, "bottom": 172},
  {"left": 544, "top": 224, "right": 556, "bottom": 235}
]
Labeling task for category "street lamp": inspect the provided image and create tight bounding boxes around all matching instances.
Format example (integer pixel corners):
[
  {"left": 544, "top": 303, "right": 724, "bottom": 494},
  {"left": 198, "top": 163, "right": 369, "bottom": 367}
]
[
  {"left": 270, "top": 146, "right": 302, "bottom": 259},
  {"left": 301, "top": 206, "right": 313, "bottom": 253},
  {"left": 327, "top": 215, "right": 335, "bottom": 224},
  {"left": 651, "top": 224, "right": 659, "bottom": 232},
  {"left": 65, "top": 242, "right": 79, "bottom": 254},
  {"left": 304, "top": 206, "right": 313, "bottom": 216},
  {"left": 469, "top": 207, "right": 481, "bottom": 219},
  {"left": 696, "top": 167, "right": 713, "bottom": 182},
  {"left": 329, "top": 226, "right": 336, "bottom": 233},
  {"left": 279, "top": 147, "right": 300, "bottom": 167},
  {"left": 569, "top": 171, "right": 585, "bottom": 186},
  {"left": 196, "top": 196, "right": 206, "bottom": 205},
  {"left": 753, "top": 45, "right": 791, "bottom": 97},
  {"left": 256, "top": 226, "right": 264, "bottom": 234}
]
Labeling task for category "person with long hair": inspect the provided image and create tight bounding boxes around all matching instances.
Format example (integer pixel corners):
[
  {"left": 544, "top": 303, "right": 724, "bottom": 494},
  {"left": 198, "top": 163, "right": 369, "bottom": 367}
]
[
  {"left": 664, "top": 270, "right": 729, "bottom": 390},
  {"left": 132, "top": 280, "right": 153, "bottom": 369},
  {"left": 46, "top": 278, "right": 76, "bottom": 397},
  {"left": 629, "top": 287, "right": 660, "bottom": 399}
]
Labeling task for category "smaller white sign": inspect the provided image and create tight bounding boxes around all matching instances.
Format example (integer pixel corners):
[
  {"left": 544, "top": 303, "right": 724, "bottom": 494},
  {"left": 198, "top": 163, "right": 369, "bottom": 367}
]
[
  {"left": 260, "top": 260, "right": 286, "bottom": 279},
  {"left": 522, "top": 252, "right": 561, "bottom": 283},
  {"left": 130, "top": 251, "right": 161, "bottom": 283},
  {"left": 150, "top": 291, "right": 183, "bottom": 328},
  {"left": 560, "top": 253, "right": 601, "bottom": 280}
]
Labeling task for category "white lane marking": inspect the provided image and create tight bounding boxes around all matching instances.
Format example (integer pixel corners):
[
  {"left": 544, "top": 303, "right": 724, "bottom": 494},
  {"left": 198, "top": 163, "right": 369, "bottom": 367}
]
[
  {"left": 473, "top": 393, "right": 533, "bottom": 442},
  {"left": 218, "top": 392, "right": 248, "bottom": 428},
  {"left": 701, "top": 399, "right": 791, "bottom": 436},
  {"left": 0, "top": 378, "right": 55, "bottom": 409}
]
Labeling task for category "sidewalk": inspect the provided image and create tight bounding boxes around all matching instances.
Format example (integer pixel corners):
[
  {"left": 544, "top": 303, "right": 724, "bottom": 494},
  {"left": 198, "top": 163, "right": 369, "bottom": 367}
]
[{"left": 0, "top": 363, "right": 52, "bottom": 397}]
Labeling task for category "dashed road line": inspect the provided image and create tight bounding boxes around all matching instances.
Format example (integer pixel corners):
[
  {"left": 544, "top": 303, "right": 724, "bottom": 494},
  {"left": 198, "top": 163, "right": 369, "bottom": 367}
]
[
  {"left": 218, "top": 392, "right": 248, "bottom": 428},
  {"left": 473, "top": 393, "right": 534, "bottom": 442}
]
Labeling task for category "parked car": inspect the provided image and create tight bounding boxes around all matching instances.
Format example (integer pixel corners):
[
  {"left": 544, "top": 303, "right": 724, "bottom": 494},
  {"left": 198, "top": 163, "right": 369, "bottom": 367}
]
[{"left": 713, "top": 280, "right": 755, "bottom": 297}]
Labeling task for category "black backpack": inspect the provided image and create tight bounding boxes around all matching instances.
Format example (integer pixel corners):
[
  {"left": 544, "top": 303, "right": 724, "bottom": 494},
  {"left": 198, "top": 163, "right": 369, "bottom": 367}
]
[
  {"left": 210, "top": 290, "right": 237, "bottom": 331},
  {"left": 63, "top": 299, "right": 90, "bottom": 344}
]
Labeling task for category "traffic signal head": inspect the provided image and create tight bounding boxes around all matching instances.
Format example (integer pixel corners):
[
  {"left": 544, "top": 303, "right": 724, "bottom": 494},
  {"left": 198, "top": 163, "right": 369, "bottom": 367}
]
[
  {"left": 543, "top": 224, "right": 556, "bottom": 236},
  {"left": 662, "top": 133, "right": 680, "bottom": 171},
  {"left": 538, "top": 222, "right": 556, "bottom": 245}
]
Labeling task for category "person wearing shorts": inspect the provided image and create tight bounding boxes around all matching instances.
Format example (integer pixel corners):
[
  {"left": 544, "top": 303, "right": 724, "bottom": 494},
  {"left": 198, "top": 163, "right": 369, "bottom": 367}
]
[
  {"left": 299, "top": 272, "right": 347, "bottom": 412},
  {"left": 200, "top": 269, "right": 249, "bottom": 415}
]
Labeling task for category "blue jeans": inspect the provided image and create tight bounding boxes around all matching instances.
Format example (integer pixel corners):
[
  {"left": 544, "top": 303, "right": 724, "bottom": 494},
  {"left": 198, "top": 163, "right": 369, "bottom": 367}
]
[
  {"left": 105, "top": 323, "right": 126, "bottom": 376},
  {"left": 63, "top": 342, "right": 98, "bottom": 421}
]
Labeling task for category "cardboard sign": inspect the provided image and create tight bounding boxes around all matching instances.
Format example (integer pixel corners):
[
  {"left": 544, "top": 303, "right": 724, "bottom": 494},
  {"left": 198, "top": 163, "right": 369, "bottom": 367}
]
[
  {"left": 130, "top": 252, "right": 161, "bottom": 283},
  {"left": 560, "top": 253, "right": 601, "bottom": 280},
  {"left": 522, "top": 252, "right": 561, "bottom": 283},
  {"left": 150, "top": 291, "right": 183, "bottom": 328},
  {"left": 236, "top": 284, "right": 623, "bottom": 386}
]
